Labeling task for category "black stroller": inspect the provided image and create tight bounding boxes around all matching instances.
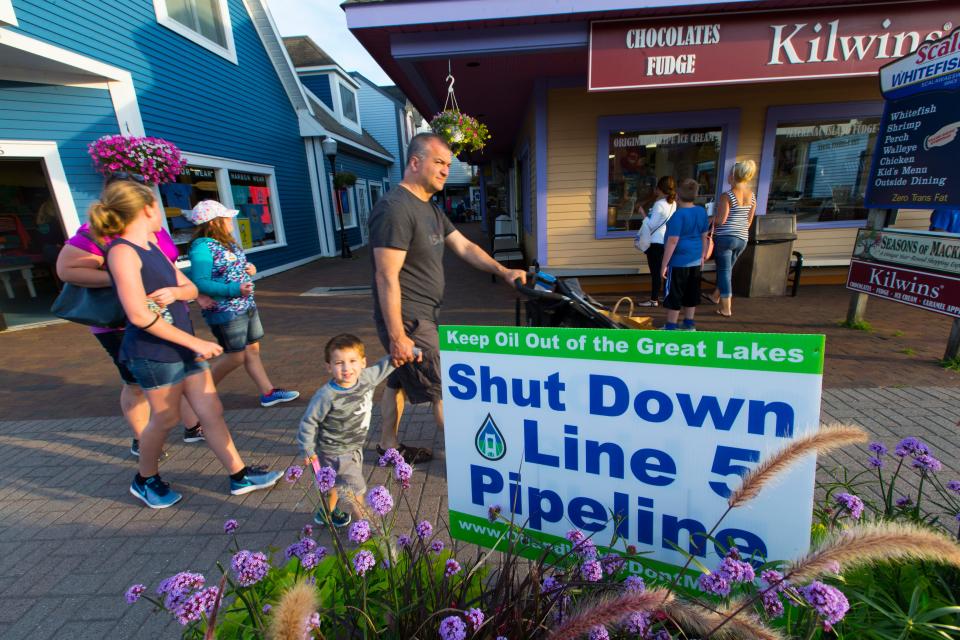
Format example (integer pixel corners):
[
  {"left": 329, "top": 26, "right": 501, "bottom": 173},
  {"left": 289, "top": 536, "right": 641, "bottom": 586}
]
[{"left": 514, "top": 269, "right": 628, "bottom": 329}]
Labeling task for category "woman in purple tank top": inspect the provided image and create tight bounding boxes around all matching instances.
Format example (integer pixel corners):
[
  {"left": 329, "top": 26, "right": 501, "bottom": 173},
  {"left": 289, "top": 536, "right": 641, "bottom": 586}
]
[{"left": 87, "top": 180, "right": 281, "bottom": 509}]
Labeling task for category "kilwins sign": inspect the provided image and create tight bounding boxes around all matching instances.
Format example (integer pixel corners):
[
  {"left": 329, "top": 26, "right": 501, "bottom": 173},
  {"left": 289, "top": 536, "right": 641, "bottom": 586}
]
[{"left": 589, "top": 1, "right": 955, "bottom": 91}]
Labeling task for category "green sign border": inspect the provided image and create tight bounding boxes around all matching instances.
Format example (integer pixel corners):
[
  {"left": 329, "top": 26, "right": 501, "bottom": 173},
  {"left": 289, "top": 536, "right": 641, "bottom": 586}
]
[{"left": 440, "top": 326, "right": 824, "bottom": 375}]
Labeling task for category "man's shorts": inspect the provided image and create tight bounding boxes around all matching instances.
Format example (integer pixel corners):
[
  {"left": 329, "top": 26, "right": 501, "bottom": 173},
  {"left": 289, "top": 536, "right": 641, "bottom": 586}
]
[
  {"left": 663, "top": 265, "right": 702, "bottom": 310},
  {"left": 376, "top": 316, "right": 442, "bottom": 405},
  {"left": 209, "top": 307, "right": 264, "bottom": 353},
  {"left": 319, "top": 449, "right": 366, "bottom": 498}
]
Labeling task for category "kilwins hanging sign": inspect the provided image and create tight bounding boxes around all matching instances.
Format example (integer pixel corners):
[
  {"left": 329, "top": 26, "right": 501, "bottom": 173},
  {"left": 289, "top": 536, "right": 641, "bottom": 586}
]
[{"left": 589, "top": 2, "right": 954, "bottom": 91}]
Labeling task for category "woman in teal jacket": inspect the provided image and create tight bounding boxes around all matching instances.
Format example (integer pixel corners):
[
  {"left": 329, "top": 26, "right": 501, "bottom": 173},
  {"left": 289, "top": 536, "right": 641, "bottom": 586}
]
[{"left": 186, "top": 200, "right": 299, "bottom": 408}]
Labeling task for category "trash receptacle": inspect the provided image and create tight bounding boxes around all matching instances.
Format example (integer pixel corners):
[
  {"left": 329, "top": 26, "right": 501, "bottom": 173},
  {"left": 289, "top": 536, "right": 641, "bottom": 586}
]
[{"left": 731, "top": 214, "right": 798, "bottom": 297}]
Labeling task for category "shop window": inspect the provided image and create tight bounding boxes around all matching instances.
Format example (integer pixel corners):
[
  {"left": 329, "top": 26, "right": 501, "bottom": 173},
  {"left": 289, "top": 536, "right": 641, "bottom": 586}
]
[
  {"left": 762, "top": 109, "right": 881, "bottom": 227},
  {"left": 155, "top": 0, "right": 236, "bottom": 63},
  {"left": 596, "top": 111, "right": 739, "bottom": 238},
  {"left": 340, "top": 84, "right": 358, "bottom": 124},
  {"left": 159, "top": 158, "right": 284, "bottom": 256},
  {"left": 330, "top": 177, "right": 357, "bottom": 229}
]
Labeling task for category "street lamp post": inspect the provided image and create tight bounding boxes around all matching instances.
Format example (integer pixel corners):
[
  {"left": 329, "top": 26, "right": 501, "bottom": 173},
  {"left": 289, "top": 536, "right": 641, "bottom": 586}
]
[{"left": 321, "top": 137, "right": 351, "bottom": 259}]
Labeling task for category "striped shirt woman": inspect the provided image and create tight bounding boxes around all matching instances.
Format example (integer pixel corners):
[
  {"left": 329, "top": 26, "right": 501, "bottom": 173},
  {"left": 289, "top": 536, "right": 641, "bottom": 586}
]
[{"left": 714, "top": 189, "right": 756, "bottom": 240}]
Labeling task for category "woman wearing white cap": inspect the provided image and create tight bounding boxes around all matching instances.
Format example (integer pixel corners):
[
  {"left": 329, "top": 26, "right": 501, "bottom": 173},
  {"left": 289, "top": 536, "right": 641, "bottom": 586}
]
[{"left": 186, "top": 200, "right": 299, "bottom": 408}]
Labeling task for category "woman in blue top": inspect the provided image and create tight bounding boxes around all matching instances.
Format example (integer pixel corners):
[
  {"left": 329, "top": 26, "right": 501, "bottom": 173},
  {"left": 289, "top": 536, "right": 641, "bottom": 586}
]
[
  {"left": 186, "top": 201, "right": 298, "bottom": 407},
  {"left": 710, "top": 160, "right": 757, "bottom": 317},
  {"left": 91, "top": 181, "right": 282, "bottom": 509}
]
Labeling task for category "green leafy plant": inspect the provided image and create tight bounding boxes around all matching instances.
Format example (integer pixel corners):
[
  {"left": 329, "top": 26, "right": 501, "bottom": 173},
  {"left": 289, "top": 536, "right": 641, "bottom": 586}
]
[
  {"left": 430, "top": 110, "right": 491, "bottom": 157},
  {"left": 940, "top": 355, "right": 960, "bottom": 372},
  {"left": 838, "top": 319, "right": 873, "bottom": 331},
  {"left": 333, "top": 171, "right": 357, "bottom": 190},
  {"left": 899, "top": 347, "right": 917, "bottom": 356}
]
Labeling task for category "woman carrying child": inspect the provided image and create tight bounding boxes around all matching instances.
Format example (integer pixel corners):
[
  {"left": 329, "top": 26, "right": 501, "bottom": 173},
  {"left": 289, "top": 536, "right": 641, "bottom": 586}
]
[
  {"left": 186, "top": 201, "right": 299, "bottom": 408},
  {"left": 90, "top": 180, "right": 282, "bottom": 508}
]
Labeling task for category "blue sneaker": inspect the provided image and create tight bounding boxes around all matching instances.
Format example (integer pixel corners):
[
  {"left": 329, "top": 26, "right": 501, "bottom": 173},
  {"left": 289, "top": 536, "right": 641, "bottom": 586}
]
[
  {"left": 260, "top": 388, "right": 300, "bottom": 407},
  {"left": 230, "top": 467, "right": 282, "bottom": 495},
  {"left": 130, "top": 475, "right": 182, "bottom": 509}
]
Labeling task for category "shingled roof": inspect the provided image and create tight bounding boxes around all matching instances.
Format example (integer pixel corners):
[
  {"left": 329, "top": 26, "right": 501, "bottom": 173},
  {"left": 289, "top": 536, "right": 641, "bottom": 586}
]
[{"left": 283, "top": 36, "right": 336, "bottom": 67}]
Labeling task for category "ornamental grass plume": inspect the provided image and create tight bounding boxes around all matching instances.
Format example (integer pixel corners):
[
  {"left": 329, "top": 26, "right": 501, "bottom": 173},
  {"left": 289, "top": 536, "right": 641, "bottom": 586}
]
[
  {"left": 267, "top": 581, "right": 317, "bottom": 640},
  {"left": 787, "top": 520, "right": 960, "bottom": 582},
  {"left": 547, "top": 588, "right": 674, "bottom": 640},
  {"left": 665, "top": 599, "right": 786, "bottom": 640},
  {"left": 728, "top": 424, "right": 867, "bottom": 508}
]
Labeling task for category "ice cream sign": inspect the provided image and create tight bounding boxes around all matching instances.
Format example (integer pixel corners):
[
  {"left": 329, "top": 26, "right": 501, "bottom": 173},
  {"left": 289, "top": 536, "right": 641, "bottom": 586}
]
[{"left": 589, "top": 1, "right": 953, "bottom": 91}]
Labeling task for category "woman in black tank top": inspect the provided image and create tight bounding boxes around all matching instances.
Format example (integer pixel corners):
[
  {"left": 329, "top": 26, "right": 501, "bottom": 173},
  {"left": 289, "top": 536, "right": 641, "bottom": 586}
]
[{"left": 90, "top": 180, "right": 281, "bottom": 509}]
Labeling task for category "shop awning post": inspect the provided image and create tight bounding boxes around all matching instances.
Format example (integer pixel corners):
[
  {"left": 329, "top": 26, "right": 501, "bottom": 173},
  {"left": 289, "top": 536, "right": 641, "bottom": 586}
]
[
  {"left": 846, "top": 208, "right": 891, "bottom": 324},
  {"left": 946, "top": 320, "right": 960, "bottom": 361}
]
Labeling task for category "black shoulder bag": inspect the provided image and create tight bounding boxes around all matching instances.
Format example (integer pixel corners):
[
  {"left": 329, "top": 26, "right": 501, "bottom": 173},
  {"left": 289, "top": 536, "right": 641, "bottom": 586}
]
[{"left": 50, "top": 232, "right": 127, "bottom": 328}]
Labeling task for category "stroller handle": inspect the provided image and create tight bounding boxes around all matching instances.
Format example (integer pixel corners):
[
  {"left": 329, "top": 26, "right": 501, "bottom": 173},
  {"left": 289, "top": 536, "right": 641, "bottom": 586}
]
[{"left": 514, "top": 278, "right": 566, "bottom": 302}]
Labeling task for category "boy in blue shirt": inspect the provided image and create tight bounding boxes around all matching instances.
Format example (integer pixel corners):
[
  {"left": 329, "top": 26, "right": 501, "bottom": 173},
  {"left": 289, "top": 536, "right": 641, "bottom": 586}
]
[{"left": 660, "top": 178, "right": 711, "bottom": 331}]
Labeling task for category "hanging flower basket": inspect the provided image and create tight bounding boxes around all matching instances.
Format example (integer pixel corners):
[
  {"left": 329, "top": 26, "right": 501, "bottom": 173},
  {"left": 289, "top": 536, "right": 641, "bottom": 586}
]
[
  {"left": 430, "top": 110, "right": 491, "bottom": 157},
  {"left": 88, "top": 135, "right": 187, "bottom": 185},
  {"left": 333, "top": 171, "right": 357, "bottom": 191}
]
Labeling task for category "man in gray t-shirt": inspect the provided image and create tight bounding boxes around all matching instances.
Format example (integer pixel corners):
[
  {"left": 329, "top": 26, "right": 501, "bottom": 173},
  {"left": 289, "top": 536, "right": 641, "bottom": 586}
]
[{"left": 369, "top": 132, "right": 526, "bottom": 464}]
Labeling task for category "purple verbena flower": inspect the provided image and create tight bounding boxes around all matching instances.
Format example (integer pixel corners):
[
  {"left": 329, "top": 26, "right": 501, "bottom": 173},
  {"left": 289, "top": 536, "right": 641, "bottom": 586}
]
[
  {"left": 156, "top": 572, "right": 205, "bottom": 610},
  {"left": 444, "top": 558, "right": 461, "bottom": 577},
  {"left": 601, "top": 553, "right": 625, "bottom": 575},
  {"left": 223, "top": 519, "right": 239, "bottom": 534},
  {"left": 868, "top": 442, "right": 888, "bottom": 456},
  {"left": 913, "top": 454, "right": 943, "bottom": 472},
  {"left": 416, "top": 520, "right": 433, "bottom": 539},
  {"left": 349, "top": 520, "right": 371, "bottom": 544},
  {"left": 378, "top": 447, "right": 404, "bottom": 467},
  {"left": 353, "top": 550, "right": 375, "bottom": 576},
  {"left": 465, "top": 607, "right": 484, "bottom": 631},
  {"left": 541, "top": 576, "right": 561, "bottom": 593},
  {"left": 761, "top": 569, "right": 788, "bottom": 592},
  {"left": 718, "top": 550, "right": 756, "bottom": 583},
  {"left": 430, "top": 539, "right": 445, "bottom": 555},
  {"left": 698, "top": 572, "right": 731, "bottom": 597},
  {"left": 231, "top": 551, "right": 270, "bottom": 587},
  {"left": 896, "top": 495, "right": 913, "bottom": 507},
  {"left": 947, "top": 480, "right": 960, "bottom": 494},
  {"left": 125, "top": 584, "right": 146, "bottom": 604},
  {"left": 588, "top": 624, "right": 609, "bottom": 640},
  {"left": 581, "top": 559, "right": 603, "bottom": 582},
  {"left": 438, "top": 615, "right": 467, "bottom": 640},
  {"left": 397, "top": 534, "right": 412, "bottom": 549},
  {"left": 284, "top": 465, "right": 303, "bottom": 484},
  {"left": 395, "top": 461, "right": 413, "bottom": 489},
  {"left": 868, "top": 456, "right": 885, "bottom": 468},
  {"left": 835, "top": 493, "right": 865, "bottom": 520},
  {"left": 650, "top": 631, "right": 672, "bottom": 640},
  {"left": 173, "top": 586, "right": 219, "bottom": 625},
  {"left": 301, "top": 524, "right": 314, "bottom": 538},
  {"left": 262, "top": 604, "right": 272, "bottom": 614},
  {"left": 366, "top": 485, "right": 394, "bottom": 516},
  {"left": 761, "top": 590, "right": 785, "bottom": 618},
  {"left": 300, "top": 550, "right": 325, "bottom": 570},
  {"left": 487, "top": 504, "right": 502, "bottom": 522},
  {"left": 800, "top": 581, "right": 850, "bottom": 630},
  {"left": 623, "top": 575, "right": 645, "bottom": 593},
  {"left": 895, "top": 437, "right": 929, "bottom": 458},
  {"left": 315, "top": 466, "right": 337, "bottom": 493},
  {"left": 306, "top": 611, "right": 321, "bottom": 633},
  {"left": 285, "top": 537, "right": 318, "bottom": 561},
  {"left": 624, "top": 611, "right": 650, "bottom": 634}
]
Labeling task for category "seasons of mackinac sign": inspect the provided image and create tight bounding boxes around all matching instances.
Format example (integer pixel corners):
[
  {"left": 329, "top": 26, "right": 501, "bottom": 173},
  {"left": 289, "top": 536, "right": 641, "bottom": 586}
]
[
  {"left": 847, "top": 228, "right": 960, "bottom": 319},
  {"left": 589, "top": 2, "right": 954, "bottom": 91},
  {"left": 440, "top": 325, "right": 824, "bottom": 586}
]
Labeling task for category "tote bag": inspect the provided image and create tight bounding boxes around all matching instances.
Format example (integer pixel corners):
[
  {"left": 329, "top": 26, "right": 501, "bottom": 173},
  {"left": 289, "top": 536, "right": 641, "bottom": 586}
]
[
  {"left": 633, "top": 203, "right": 674, "bottom": 252},
  {"left": 50, "top": 233, "right": 126, "bottom": 328}
]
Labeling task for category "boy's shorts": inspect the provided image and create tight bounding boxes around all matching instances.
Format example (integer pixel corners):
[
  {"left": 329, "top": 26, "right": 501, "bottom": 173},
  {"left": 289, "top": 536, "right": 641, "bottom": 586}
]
[
  {"left": 663, "top": 266, "right": 702, "bottom": 310},
  {"left": 319, "top": 449, "right": 366, "bottom": 498},
  {"left": 209, "top": 307, "right": 264, "bottom": 353}
]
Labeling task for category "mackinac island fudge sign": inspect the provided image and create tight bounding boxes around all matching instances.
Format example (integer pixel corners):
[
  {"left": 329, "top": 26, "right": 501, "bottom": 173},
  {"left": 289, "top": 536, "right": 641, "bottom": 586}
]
[
  {"left": 440, "top": 326, "right": 824, "bottom": 586},
  {"left": 589, "top": 2, "right": 954, "bottom": 91}
]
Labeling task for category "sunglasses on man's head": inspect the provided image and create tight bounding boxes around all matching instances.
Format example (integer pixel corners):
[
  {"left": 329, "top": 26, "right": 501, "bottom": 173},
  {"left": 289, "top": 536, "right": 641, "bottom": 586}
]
[{"left": 106, "top": 171, "right": 148, "bottom": 185}]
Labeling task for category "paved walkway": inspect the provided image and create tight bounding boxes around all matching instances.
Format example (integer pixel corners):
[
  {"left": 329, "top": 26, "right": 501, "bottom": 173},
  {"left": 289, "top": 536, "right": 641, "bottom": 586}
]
[{"left": 0, "top": 222, "right": 958, "bottom": 637}]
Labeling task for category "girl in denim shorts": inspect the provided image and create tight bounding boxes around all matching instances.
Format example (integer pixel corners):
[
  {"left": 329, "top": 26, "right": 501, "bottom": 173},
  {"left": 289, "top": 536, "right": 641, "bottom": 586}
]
[
  {"left": 91, "top": 181, "right": 282, "bottom": 509},
  {"left": 186, "top": 200, "right": 298, "bottom": 407}
]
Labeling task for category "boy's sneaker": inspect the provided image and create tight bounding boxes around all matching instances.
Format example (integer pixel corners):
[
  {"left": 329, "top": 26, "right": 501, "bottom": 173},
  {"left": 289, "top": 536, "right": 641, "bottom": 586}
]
[
  {"left": 260, "top": 388, "right": 300, "bottom": 407},
  {"left": 130, "top": 475, "right": 182, "bottom": 509},
  {"left": 680, "top": 320, "right": 697, "bottom": 331},
  {"left": 229, "top": 466, "right": 282, "bottom": 495},
  {"left": 183, "top": 425, "right": 205, "bottom": 443},
  {"left": 314, "top": 507, "right": 352, "bottom": 528},
  {"left": 130, "top": 439, "right": 169, "bottom": 462}
]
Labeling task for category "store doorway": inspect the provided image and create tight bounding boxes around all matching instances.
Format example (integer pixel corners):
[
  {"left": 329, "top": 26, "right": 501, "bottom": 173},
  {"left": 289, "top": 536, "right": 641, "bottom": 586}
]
[{"left": 0, "top": 159, "right": 66, "bottom": 330}]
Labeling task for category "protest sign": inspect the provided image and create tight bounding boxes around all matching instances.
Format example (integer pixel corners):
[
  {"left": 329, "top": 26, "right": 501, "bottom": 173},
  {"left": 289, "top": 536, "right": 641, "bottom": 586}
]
[{"left": 441, "top": 326, "right": 824, "bottom": 587}]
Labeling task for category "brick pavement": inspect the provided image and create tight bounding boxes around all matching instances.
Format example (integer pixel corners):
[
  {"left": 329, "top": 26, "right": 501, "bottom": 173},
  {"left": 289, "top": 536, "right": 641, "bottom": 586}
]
[{"left": 0, "top": 221, "right": 959, "bottom": 637}]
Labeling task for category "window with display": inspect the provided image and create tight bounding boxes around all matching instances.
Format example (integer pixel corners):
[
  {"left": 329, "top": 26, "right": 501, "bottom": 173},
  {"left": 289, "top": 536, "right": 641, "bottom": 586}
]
[
  {"left": 605, "top": 127, "right": 722, "bottom": 232},
  {"left": 229, "top": 171, "right": 278, "bottom": 250},
  {"left": 330, "top": 177, "right": 357, "bottom": 229},
  {"left": 159, "top": 165, "right": 220, "bottom": 256},
  {"left": 766, "top": 117, "right": 880, "bottom": 225}
]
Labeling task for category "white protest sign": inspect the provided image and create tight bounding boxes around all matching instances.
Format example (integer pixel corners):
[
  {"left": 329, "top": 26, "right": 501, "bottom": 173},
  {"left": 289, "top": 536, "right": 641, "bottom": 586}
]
[{"left": 440, "top": 326, "right": 824, "bottom": 587}]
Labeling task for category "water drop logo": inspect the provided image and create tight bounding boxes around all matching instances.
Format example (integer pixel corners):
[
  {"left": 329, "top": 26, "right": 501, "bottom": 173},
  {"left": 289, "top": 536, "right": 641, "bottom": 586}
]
[{"left": 475, "top": 414, "right": 506, "bottom": 461}]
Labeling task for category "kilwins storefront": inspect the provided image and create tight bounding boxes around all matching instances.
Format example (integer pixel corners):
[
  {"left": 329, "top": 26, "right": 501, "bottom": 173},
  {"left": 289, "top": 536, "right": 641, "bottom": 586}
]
[{"left": 344, "top": 0, "right": 955, "bottom": 277}]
